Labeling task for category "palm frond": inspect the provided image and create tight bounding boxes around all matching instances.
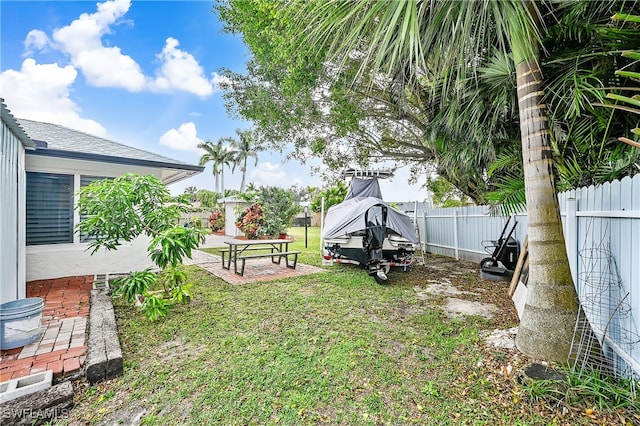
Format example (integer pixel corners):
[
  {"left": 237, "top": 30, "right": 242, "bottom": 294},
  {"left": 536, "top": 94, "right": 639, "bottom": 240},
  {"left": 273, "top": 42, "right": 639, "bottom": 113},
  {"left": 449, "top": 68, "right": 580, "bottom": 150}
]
[{"left": 486, "top": 174, "right": 526, "bottom": 217}]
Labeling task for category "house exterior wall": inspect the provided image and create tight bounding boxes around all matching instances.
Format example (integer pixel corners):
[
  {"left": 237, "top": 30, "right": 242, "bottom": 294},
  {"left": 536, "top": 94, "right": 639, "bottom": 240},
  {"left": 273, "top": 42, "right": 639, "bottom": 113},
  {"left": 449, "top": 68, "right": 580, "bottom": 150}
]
[
  {"left": 24, "top": 156, "right": 164, "bottom": 281},
  {"left": 1, "top": 121, "right": 29, "bottom": 302},
  {"left": 26, "top": 235, "right": 154, "bottom": 281}
]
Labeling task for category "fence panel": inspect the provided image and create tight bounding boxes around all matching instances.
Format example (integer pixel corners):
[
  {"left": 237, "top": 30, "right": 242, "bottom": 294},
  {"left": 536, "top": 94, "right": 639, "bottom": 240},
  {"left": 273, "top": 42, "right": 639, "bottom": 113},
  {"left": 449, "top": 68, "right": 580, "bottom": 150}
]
[
  {"left": 178, "top": 212, "right": 211, "bottom": 227},
  {"left": 420, "top": 206, "right": 528, "bottom": 263},
  {"left": 418, "top": 174, "right": 640, "bottom": 376}
]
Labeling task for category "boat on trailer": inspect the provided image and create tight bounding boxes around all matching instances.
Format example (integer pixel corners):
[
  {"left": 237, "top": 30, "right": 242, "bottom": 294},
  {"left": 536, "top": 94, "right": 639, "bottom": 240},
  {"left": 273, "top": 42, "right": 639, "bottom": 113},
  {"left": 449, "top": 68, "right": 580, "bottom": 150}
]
[{"left": 322, "top": 169, "right": 420, "bottom": 283}]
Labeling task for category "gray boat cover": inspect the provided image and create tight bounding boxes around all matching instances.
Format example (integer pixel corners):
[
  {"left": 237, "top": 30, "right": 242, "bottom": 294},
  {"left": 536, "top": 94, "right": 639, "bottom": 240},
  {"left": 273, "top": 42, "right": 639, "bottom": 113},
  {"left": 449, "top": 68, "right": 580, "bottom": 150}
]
[
  {"left": 345, "top": 177, "right": 382, "bottom": 199},
  {"left": 323, "top": 178, "right": 419, "bottom": 243}
]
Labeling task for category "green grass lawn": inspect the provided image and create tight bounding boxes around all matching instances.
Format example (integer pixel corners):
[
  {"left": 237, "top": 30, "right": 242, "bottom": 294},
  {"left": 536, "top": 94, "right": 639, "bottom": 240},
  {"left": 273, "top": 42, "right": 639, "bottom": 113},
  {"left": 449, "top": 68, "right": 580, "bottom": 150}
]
[
  {"left": 65, "top": 228, "right": 637, "bottom": 425},
  {"left": 201, "top": 226, "right": 323, "bottom": 267}
]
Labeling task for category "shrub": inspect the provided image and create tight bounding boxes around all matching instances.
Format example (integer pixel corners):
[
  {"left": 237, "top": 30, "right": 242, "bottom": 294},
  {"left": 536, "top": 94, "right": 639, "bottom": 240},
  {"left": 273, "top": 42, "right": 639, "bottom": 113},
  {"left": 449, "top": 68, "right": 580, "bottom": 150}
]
[
  {"left": 236, "top": 203, "right": 265, "bottom": 239},
  {"left": 255, "top": 186, "right": 301, "bottom": 236},
  {"left": 76, "top": 173, "right": 205, "bottom": 320},
  {"left": 190, "top": 216, "right": 203, "bottom": 229},
  {"left": 209, "top": 209, "right": 225, "bottom": 231}
]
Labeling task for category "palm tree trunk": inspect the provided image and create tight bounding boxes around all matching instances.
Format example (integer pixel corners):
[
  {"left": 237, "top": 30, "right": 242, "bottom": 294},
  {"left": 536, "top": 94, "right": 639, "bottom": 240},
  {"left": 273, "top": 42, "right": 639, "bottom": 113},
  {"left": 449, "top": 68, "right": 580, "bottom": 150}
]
[
  {"left": 221, "top": 166, "right": 225, "bottom": 198},
  {"left": 240, "top": 157, "right": 247, "bottom": 192},
  {"left": 513, "top": 58, "right": 580, "bottom": 361}
]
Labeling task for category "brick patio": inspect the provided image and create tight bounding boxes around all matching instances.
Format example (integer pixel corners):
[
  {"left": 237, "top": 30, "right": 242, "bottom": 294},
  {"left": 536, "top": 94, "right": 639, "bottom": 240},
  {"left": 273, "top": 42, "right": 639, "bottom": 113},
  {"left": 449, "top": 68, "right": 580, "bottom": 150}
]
[
  {"left": 0, "top": 276, "right": 93, "bottom": 382},
  {"left": 184, "top": 249, "right": 325, "bottom": 285}
]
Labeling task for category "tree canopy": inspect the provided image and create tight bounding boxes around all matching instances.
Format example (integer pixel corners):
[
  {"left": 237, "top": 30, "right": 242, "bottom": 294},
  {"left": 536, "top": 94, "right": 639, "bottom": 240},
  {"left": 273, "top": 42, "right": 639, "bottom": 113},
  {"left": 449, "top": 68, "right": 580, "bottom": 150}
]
[
  {"left": 214, "top": 0, "right": 640, "bottom": 363},
  {"left": 215, "top": 0, "right": 640, "bottom": 205}
]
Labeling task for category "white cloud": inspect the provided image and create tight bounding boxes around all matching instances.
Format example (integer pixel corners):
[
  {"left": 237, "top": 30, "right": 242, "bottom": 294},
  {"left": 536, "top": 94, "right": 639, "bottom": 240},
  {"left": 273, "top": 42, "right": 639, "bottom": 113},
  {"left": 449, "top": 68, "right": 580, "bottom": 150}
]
[
  {"left": 250, "top": 162, "right": 304, "bottom": 187},
  {"left": 51, "top": 0, "right": 146, "bottom": 91},
  {"left": 24, "top": 30, "right": 51, "bottom": 55},
  {"left": 159, "top": 122, "right": 202, "bottom": 152},
  {"left": 19, "top": 0, "right": 217, "bottom": 97},
  {"left": 0, "top": 58, "right": 107, "bottom": 136},
  {"left": 150, "top": 37, "right": 215, "bottom": 96}
]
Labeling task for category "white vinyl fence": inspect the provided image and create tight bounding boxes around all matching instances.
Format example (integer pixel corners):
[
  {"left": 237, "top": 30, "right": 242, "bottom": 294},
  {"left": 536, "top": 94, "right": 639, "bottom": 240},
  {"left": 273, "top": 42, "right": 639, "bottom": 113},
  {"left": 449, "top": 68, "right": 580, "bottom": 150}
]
[
  {"left": 178, "top": 212, "right": 211, "bottom": 228},
  {"left": 417, "top": 174, "right": 640, "bottom": 376}
]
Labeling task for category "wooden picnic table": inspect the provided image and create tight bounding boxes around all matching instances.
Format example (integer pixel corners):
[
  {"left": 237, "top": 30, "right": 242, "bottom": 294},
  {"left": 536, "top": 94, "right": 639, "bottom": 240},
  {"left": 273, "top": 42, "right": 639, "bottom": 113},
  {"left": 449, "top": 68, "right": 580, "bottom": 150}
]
[{"left": 221, "top": 238, "right": 300, "bottom": 276}]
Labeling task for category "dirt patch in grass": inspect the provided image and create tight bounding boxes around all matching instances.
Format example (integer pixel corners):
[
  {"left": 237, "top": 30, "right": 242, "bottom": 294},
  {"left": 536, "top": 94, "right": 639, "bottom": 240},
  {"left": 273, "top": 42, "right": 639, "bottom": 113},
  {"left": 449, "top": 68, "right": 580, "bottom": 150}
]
[{"left": 403, "top": 255, "right": 519, "bottom": 329}]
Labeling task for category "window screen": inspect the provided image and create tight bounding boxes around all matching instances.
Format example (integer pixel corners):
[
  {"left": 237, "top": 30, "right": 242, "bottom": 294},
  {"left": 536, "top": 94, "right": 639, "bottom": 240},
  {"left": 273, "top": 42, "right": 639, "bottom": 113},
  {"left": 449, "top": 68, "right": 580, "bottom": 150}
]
[{"left": 26, "top": 172, "right": 74, "bottom": 245}]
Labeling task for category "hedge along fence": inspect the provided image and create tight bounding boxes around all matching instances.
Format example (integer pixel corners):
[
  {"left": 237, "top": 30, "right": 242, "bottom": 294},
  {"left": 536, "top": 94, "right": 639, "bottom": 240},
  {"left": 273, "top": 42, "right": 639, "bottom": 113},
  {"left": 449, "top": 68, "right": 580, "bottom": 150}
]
[{"left": 416, "top": 174, "right": 640, "bottom": 377}]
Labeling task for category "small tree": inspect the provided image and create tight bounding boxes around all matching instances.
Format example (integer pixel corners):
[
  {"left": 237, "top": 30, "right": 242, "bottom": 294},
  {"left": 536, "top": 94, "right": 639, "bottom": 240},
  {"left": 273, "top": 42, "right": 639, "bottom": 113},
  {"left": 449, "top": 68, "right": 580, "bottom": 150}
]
[
  {"left": 310, "top": 181, "right": 348, "bottom": 212},
  {"left": 256, "top": 186, "right": 301, "bottom": 236},
  {"left": 76, "top": 173, "right": 205, "bottom": 320},
  {"left": 183, "top": 186, "right": 198, "bottom": 202}
]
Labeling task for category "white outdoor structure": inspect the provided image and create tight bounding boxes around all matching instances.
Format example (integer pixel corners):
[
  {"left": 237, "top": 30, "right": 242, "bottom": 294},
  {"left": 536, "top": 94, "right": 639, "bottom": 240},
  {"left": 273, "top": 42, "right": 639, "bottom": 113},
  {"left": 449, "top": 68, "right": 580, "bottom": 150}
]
[
  {"left": 1, "top": 101, "right": 35, "bottom": 303},
  {"left": 14, "top": 117, "right": 203, "bottom": 284},
  {"left": 222, "top": 197, "right": 249, "bottom": 237}
]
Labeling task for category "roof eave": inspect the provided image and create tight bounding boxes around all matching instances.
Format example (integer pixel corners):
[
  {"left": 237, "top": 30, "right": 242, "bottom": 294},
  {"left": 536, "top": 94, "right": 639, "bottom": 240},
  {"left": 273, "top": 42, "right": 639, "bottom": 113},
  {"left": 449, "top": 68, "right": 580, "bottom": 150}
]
[
  {"left": 1, "top": 100, "right": 36, "bottom": 149},
  {"left": 162, "top": 169, "right": 202, "bottom": 185},
  {"left": 26, "top": 148, "right": 204, "bottom": 175}
]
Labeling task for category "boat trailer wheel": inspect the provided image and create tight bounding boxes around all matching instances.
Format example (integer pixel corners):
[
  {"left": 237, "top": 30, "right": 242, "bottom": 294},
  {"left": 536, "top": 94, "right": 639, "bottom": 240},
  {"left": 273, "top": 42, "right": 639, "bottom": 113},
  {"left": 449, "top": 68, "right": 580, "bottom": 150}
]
[{"left": 373, "top": 264, "right": 391, "bottom": 284}]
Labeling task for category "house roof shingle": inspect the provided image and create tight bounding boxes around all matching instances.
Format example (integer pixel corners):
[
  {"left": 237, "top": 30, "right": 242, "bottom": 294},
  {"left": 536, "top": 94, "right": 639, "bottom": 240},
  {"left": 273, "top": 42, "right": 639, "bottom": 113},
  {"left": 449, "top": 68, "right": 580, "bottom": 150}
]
[{"left": 17, "top": 118, "right": 203, "bottom": 184}]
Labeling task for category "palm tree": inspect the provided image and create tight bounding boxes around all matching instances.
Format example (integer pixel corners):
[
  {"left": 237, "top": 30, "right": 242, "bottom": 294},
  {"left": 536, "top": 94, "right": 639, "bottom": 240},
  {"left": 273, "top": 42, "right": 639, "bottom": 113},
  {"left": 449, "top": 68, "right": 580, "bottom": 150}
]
[
  {"left": 198, "top": 139, "right": 236, "bottom": 196},
  {"left": 290, "top": 0, "right": 599, "bottom": 361},
  {"left": 230, "top": 129, "right": 262, "bottom": 192},
  {"left": 183, "top": 186, "right": 198, "bottom": 202}
]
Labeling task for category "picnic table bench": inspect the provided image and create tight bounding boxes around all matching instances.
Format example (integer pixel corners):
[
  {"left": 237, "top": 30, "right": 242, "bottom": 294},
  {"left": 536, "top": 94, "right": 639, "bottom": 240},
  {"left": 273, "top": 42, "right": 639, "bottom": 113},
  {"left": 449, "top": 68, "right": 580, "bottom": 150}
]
[{"left": 221, "top": 238, "right": 301, "bottom": 276}]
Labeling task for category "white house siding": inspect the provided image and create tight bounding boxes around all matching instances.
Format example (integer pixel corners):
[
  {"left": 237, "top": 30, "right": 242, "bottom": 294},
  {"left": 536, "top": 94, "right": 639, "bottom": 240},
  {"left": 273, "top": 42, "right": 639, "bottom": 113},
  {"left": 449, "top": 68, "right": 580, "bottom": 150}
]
[
  {"left": 1, "top": 120, "right": 30, "bottom": 302},
  {"left": 26, "top": 235, "right": 155, "bottom": 281},
  {"left": 24, "top": 156, "right": 164, "bottom": 281}
]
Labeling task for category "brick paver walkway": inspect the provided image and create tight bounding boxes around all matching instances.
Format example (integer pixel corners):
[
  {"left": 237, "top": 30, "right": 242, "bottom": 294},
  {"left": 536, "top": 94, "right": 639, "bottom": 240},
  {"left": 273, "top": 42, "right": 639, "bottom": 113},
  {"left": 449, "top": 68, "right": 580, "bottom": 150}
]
[{"left": 0, "top": 276, "right": 93, "bottom": 382}]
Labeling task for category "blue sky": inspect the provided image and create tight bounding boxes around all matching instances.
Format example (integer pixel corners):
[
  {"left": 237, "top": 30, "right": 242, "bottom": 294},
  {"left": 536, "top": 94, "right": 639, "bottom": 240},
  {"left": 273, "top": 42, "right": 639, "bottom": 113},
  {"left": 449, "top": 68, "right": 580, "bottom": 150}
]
[{"left": 1, "top": 0, "right": 430, "bottom": 202}]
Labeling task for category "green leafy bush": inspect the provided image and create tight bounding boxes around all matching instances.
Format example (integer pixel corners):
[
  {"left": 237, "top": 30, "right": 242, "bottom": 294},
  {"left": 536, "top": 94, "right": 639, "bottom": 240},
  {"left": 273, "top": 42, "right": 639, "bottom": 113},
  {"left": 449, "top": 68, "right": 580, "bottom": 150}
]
[
  {"left": 113, "top": 268, "right": 156, "bottom": 303},
  {"left": 76, "top": 173, "right": 205, "bottom": 320},
  {"left": 209, "top": 209, "right": 225, "bottom": 231},
  {"left": 256, "top": 186, "right": 301, "bottom": 236},
  {"left": 235, "top": 203, "right": 265, "bottom": 239}
]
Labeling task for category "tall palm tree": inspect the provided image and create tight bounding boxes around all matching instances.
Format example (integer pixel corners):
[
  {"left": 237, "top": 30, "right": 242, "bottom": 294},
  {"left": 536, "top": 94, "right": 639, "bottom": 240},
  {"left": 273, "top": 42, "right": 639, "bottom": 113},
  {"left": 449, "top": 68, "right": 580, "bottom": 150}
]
[
  {"left": 198, "top": 139, "right": 235, "bottom": 195},
  {"left": 230, "top": 129, "right": 262, "bottom": 192},
  {"left": 290, "top": 0, "right": 599, "bottom": 360}
]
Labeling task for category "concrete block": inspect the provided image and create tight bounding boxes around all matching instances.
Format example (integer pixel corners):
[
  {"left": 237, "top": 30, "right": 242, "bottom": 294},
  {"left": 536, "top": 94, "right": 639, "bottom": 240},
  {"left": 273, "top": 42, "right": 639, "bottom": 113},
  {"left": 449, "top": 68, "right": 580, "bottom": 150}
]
[
  {"left": 0, "top": 380, "right": 74, "bottom": 425},
  {"left": 0, "top": 370, "right": 53, "bottom": 404}
]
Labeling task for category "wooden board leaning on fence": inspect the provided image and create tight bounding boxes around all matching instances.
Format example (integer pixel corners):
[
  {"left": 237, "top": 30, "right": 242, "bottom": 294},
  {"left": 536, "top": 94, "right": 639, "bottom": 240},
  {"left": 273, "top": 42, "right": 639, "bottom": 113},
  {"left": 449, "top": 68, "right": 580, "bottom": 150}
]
[{"left": 509, "top": 235, "right": 529, "bottom": 297}]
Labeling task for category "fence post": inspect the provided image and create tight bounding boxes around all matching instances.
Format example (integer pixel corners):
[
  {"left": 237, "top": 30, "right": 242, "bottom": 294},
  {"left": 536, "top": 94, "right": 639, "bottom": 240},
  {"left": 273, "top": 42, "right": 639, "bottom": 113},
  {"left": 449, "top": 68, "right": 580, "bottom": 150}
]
[
  {"left": 566, "top": 197, "right": 578, "bottom": 286},
  {"left": 421, "top": 214, "right": 427, "bottom": 253},
  {"left": 453, "top": 210, "right": 459, "bottom": 260}
]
